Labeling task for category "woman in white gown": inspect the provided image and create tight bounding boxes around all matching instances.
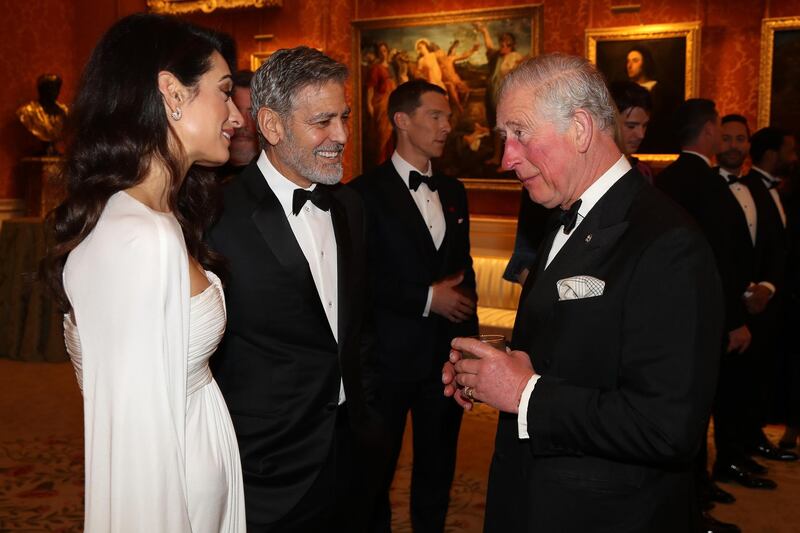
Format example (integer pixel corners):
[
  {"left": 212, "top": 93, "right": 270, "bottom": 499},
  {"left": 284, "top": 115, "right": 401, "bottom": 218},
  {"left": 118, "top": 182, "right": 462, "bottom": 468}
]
[{"left": 41, "top": 14, "right": 246, "bottom": 532}]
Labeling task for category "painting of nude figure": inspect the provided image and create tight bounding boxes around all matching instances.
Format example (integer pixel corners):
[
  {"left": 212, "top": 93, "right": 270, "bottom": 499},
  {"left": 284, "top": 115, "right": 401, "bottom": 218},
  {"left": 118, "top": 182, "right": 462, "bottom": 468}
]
[{"left": 352, "top": 6, "right": 543, "bottom": 183}]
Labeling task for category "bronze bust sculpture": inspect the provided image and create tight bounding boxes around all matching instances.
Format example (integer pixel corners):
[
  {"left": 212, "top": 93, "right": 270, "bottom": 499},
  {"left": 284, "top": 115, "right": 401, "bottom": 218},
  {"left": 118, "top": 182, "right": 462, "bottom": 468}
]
[{"left": 16, "top": 74, "right": 69, "bottom": 154}]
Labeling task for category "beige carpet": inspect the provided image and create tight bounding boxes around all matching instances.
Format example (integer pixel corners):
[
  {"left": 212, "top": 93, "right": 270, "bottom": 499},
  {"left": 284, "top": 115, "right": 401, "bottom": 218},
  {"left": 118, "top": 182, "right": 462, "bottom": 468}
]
[{"left": 1, "top": 359, "right": 799, "bottom": 532}]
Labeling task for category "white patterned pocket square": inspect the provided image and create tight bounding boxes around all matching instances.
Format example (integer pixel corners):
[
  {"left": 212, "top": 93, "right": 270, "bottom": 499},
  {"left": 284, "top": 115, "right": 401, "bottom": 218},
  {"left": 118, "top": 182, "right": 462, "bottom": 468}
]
[{"left": 557, "top": 275, "right": 605, "bottom": 301}]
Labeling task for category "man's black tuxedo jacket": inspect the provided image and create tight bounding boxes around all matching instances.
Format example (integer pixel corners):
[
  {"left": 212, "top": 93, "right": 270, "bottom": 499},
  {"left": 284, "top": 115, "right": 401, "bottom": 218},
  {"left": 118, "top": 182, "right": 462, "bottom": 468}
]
[
  {"left": 208, "top": 162, "right": 377, "bottom": 524},
  {"left": 350, "top": 160, "right": 478, "bottom": 381},
  {"left": 485, "top": 170, "right": 723, "bottom": 532},
  {"left": 657, "top": 153, "right": 756, "bottom": 332},
  {"left": 743, "top": 169, "right": 787, "bottom": 290}
]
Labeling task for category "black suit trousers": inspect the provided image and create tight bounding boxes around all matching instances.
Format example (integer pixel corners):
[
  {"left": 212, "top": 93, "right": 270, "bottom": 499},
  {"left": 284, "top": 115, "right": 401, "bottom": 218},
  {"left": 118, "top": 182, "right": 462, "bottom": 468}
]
[
  {"left": 250, "top": 405, "right": 364, "bottom": 533},
  {"left": 370, "top": 378, "right": 463, "bottom": 533}
]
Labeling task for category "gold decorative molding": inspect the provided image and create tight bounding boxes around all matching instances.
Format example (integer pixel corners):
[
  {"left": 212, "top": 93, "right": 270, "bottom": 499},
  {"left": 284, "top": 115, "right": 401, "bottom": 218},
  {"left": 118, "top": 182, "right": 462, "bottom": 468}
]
[
  {"left": 637, "top": 154, "right": 678, "bottom": 164},
  {"left": 147, "top": 0, "right": 281, "bottom": 15},
  {"left": 586, "top": 22, "right": 701, "bottom": 99},
  {"left": 758, "top": 17, "right": 800, "bottom": 129}
]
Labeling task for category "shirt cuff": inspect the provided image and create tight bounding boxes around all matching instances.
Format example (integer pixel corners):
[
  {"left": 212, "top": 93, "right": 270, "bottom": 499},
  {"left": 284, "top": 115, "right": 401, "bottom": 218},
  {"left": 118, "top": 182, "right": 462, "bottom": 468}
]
[
  {"left": 423, "top": 286, "right": 433, "bottom": 317},
  {"left": 517, "top": 374, "right": 541, "bottom": 439},
  {"left": 758, "top": 281, "right": 776, "bottom": 296}
]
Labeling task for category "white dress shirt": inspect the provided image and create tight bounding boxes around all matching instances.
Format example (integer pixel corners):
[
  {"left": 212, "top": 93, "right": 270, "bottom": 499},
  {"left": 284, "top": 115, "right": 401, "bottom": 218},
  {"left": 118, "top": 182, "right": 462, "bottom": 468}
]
[
  {"left": 391, "top": 151, "right": 446, "bottom": 316},
  {"left": 257, "top": 151, "right": 345, "bottom": 404},
  {"left": 751, "top": 166, "right": 787, "bottom": 227},
  {"left": 719, "top": 167, "right": 757, "bottom": 245},
  {"left": 519, "top": 155, "right": 631, "bottom": 438}
]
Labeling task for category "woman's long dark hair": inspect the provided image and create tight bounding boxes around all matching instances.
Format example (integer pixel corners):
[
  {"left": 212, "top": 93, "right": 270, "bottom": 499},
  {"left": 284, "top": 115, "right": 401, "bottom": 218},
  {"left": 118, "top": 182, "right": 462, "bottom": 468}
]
[{"left": 42, "top": 13, "right": 228, "bottom": 312}]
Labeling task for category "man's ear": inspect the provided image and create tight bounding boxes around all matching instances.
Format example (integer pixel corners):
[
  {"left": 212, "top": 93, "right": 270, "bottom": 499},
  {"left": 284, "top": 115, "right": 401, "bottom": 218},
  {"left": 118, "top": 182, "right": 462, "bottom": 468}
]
[
  {"left": 393, "top": 111, "right": 409, "bottom": 132},
  {"left": 157, "top": 71, "right": 186, "bottom": 116},
  {"left": 572, "top": 109, "right": 594, "bottom": 154},
  {"left": 257, "top": 108, "right": 284, "bottom": 146}
]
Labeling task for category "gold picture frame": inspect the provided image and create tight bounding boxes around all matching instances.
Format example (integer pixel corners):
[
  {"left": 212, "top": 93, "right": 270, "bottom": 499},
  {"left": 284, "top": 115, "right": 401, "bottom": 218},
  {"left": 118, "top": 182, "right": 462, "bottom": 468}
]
[
  {"left": 352, "top": 4, "right": 543, "bottom": 190},
  {"left": 147, "top": 0, "right": 281, "bottom": 15},
  {"left": 757, "top": 17, "right": 800, "bottom": 129},
  {"left": 586, "top": 22, "right": 702, "bottom": 161},
  {"left": 250, "top": 51, "right": 272, "bottom": 71}
]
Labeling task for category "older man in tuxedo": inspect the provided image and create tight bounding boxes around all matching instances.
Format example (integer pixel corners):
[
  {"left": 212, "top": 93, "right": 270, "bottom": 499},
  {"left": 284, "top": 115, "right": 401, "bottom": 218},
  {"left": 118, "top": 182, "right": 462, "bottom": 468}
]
[
  {"left": 443, "top": 53, "right": 723, "bottom": 532},
  {"left": 208, "top": 47, "right": 379, "bottom": 532}
]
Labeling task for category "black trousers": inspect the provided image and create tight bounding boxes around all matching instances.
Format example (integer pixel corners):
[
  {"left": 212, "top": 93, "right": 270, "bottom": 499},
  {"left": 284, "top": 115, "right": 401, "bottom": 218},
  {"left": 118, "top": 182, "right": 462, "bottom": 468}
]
[
  {"left": 713, "top": 349, "right": 752, "bottom": 466},
  {"left": 252, "top": 405, "right": 364, "bottom": 533},
  {"left": 370, "top": 377, "right": 463, "bottom": 533}
]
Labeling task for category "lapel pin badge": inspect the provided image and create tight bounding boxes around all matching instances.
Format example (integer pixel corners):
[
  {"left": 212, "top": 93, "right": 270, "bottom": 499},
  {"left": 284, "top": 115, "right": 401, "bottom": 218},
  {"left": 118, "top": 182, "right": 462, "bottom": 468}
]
[{"left": 585, "top": 234, "right": 592, "bottom": 244}]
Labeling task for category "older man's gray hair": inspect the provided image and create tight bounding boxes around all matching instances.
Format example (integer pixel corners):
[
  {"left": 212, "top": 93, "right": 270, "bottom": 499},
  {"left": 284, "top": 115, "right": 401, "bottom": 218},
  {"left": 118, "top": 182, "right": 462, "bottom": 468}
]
[
  {"left": 497, "top": 53, "right": 617, "bottom": 134},
  {"left": 250, "top": 46, "right": 349, "bottom": 147}
]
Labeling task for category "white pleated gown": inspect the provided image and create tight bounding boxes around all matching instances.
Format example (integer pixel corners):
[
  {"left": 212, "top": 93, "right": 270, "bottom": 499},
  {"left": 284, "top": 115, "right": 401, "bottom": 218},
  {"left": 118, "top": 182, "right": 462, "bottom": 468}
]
[{"left": 63, "top": 191, "right": 245, "bottom": 532}]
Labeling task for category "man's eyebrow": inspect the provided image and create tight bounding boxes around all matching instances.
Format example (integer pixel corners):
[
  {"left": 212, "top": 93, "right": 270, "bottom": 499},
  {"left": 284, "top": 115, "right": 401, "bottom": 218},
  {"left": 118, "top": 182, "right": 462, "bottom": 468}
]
[{"left": 309, "top": 111, "right": 337, "bottom": 122}]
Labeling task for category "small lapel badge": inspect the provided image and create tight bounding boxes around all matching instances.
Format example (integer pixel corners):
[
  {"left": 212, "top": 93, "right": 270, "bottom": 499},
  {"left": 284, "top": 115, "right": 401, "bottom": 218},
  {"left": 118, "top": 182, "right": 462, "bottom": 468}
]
[
  {"left": 457, "top": 218, "right": 464, "bottom": 224},
  {"left": 585, "top": 233, "right": 592, "bottom": 244}
]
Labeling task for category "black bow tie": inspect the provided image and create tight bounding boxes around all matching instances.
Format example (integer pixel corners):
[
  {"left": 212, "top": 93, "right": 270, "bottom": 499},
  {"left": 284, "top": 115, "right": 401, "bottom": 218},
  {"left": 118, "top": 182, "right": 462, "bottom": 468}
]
[
  {"left": 725, "top": 174, "right": 741, "bottom": 185},
  {"left": 766, "top": 179, "right": 779, "bottom": 190},
  {"left": 409, "top": 170, "right": 437, "bottom": 192},
  {"left": 559, "top": 199, "right": 582, "bottom": 235},
  {"left": 292, "top": 185, "right": 331, "bottom": 215}
]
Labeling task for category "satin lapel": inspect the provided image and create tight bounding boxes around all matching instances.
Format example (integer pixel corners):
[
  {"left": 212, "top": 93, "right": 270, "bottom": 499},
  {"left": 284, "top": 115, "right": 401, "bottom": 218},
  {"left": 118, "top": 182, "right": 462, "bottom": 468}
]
[
  {"left": 529, "top": 170, "right": 642, "bottom": 313},
  {"left": 329, "top": 191, "right": 351, "bottom": 349},
  {"left": 378, "top": 164, "right": 438, "bottom": 262},
  {"left": 244, "top": 165, "right": 316, "bottom": 292}
]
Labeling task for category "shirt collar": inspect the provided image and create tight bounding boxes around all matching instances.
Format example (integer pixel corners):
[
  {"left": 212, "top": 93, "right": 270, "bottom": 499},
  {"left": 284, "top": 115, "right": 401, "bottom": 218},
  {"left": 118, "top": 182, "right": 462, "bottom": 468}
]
[
  {"left": 574, "top": 155, "right": 632, "bottom": 220},
  {"left": 751, "top": 165, "right": 780, "bottom": 184},
  {"left": 257, "top": 150, "right": 316, "bottom": 217},
  {"left": 718, "top": 167, "right": 740, "bottom": 181},
  {"left": 391, "top": 151, "right": 432, "bottom": 188},
  {"left": 683, "top": 150, "right": 712, "bottom": 167}
]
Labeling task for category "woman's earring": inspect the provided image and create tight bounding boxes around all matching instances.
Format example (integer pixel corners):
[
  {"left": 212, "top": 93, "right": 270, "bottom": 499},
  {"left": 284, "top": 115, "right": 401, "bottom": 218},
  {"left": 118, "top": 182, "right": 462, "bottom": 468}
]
[{"left": 171, "top": 107, "right": 182, "bottom": 121}]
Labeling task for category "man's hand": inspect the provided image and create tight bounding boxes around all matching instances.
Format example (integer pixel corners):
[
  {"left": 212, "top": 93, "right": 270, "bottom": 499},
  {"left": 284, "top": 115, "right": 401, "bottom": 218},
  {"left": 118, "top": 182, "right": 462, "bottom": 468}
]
[
  {"left": 727, "top": 325, "right": 752, "bottom": 354},
  {"left": 431, "top": 272, "right": 476, "bottom": 323},
  {"left": 744, "top": 283, "right": 772, "bottom": 315},
  {"left": 450, "top": 337, "right": 535, "bottom": 413},
  {"left": 442, "top": 349, "right": 474, "bottom": 411}
]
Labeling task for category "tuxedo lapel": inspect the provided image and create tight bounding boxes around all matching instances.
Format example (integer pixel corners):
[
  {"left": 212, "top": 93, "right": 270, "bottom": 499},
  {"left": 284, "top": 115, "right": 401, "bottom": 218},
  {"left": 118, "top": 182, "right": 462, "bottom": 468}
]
[
  {"left": 241, "top": 163, "right": 318, "bottom": 295},
  {"left": 378, "top": 163, "right": 438, "bottom": 262},
  {"left": 329, "top": 190, "right": 351, "bottom": 349},
  {"left": 524, "top": 171, "right": 641, "bottom": 326}
]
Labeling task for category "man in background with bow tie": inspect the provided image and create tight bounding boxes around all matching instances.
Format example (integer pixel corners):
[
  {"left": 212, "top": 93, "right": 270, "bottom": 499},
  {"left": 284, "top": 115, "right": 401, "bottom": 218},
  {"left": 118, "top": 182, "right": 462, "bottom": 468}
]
[
  {"left": 351, "top": 79, "right": 478, "bottom": 532},
  {"left": 443, "top": 54, "right": 723, "bottom": 532},
  {"left": 208, "top": 46, "right": 380, "bottom": 532}
]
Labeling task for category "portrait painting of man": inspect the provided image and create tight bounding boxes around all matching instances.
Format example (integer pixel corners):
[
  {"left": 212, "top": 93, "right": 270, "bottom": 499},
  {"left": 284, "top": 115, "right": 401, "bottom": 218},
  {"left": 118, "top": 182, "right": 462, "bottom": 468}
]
[{"left": 587, "top": 23, "right": 701, "bottom": 155}]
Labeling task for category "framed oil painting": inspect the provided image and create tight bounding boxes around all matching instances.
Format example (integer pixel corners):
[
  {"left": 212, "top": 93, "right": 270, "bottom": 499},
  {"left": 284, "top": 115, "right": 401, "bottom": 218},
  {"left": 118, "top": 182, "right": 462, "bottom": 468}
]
[
  {"left": 758, "top": 17, "right": 800, "bottom": 141},
  {"left": 586, "top": 22, "right": 701, "bottom": 159},
  {"left": 352, "top": 5, "right": 543, "bottom": 189}
]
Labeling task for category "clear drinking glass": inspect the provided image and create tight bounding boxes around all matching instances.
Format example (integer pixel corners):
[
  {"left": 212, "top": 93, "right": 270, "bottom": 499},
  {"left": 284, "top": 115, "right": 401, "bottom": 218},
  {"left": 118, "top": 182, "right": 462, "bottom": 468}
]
[{"left": 461, "top": 334, "right": 507, "bottom": 359}]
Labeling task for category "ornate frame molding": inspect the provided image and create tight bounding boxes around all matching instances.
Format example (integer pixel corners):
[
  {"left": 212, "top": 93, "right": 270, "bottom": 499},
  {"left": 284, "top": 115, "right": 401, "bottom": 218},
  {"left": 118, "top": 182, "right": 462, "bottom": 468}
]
[
  {"left": 147, "top": 0, "right": 281, "bottom": 15},
  {"left": 758, "top": 17, "right": 800, "bottom": 129}
]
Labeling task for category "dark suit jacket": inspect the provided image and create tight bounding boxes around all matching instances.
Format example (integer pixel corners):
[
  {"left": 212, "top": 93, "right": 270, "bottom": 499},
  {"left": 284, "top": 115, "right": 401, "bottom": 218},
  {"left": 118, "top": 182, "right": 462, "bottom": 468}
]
[
  {"left": 208, "top": 161, "right": 377, "bottom": 525},
  {"left": 744, "top": 169, "right": 787, "bottom": 290},
  {"left": 656, "top": 153, "right": 754, "bottom": 332},
  {"left": 350, "top": 160, "right": 478, "bottom": 381},
  {"left": 485, "top": 170, "right": 723, "bottom": 533}
]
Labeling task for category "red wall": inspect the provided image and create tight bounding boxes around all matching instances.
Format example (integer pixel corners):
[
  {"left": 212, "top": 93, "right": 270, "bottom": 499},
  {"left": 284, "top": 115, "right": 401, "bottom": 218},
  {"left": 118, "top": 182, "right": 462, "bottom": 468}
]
[{"left": 1, "top": 0, "right": 799, "bottom": 199}]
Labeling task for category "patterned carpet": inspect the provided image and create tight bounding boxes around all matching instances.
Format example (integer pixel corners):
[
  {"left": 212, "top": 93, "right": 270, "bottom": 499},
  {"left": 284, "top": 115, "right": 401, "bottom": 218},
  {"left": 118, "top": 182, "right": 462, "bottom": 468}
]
[
  {"left": 2, "top": 360, "right": 800, "bottom": 532},
  {"left": 0, "top": 436, "right": 83, "bottom": 532}
]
